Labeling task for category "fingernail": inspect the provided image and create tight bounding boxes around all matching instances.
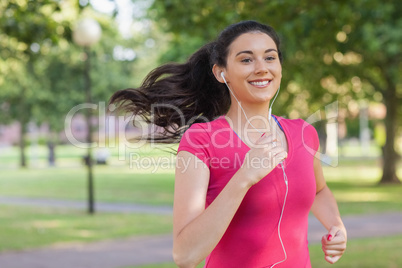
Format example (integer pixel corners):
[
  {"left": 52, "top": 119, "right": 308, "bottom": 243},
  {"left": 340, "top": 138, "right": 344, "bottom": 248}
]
[{"left": 327, "top": 234, "right": 332, "bottom": 241}]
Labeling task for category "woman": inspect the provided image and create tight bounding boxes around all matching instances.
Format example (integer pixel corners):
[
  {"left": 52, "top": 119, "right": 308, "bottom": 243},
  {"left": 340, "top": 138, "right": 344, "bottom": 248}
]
[{"left": 110, "top": 21, "right": 347, "bottom": 268}]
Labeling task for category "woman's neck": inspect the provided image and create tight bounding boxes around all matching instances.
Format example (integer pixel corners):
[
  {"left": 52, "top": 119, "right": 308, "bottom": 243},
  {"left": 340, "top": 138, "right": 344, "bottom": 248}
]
[{"left": 226, "top": 102, "right": 272, "bottom": 139}]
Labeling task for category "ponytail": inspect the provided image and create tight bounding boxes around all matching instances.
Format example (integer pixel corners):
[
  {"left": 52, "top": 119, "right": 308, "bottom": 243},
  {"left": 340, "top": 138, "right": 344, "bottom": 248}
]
[
  {"left": 110, "top": 20, "right": 282, "bottom": 143},
  {"left": 109, "top": 42, "right": 230, "bottom": 143}
]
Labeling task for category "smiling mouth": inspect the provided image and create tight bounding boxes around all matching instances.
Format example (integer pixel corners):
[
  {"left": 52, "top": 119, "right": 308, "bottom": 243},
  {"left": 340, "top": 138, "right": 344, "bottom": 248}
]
[{"left": 249, "top": 80, "right": 271, "bottom": 87}]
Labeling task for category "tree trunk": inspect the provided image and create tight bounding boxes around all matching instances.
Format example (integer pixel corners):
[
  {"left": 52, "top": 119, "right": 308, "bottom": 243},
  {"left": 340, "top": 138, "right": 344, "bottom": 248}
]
[
  {"left": 380, "top": 83, "right": 400, "bottom": 184},
  {"left": 48, "top": 141, "right": 56, "bottom": 166},
  {"left": 19, "top": 120, "right": 27, "bottom": 168}
]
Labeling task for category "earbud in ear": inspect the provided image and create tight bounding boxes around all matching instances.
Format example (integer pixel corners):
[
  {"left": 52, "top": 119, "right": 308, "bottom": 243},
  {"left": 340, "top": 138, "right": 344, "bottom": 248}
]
[{"left": 220, "top": 72, "right": 228, "bottom": 84}]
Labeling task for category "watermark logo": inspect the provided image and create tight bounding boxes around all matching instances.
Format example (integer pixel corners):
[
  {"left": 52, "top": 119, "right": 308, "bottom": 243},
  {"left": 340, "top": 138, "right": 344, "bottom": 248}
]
[
  {"left": 64, "top": 100, "right": 339, "bottom": 171},
  {"left": 304, "top": 101, "right": 339, "bottom": 167}
]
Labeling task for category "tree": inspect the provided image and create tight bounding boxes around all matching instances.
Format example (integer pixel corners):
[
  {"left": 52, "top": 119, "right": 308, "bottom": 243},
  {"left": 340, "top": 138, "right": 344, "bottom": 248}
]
[
  {"left": 149, "top": 0, "right": 401, "bottom": 183},
  {"left": 0, "top": 0, "right": 72, "bottom": 167},
  {"left": 0, "top": 1, "right": 143, "bottom": 167}
]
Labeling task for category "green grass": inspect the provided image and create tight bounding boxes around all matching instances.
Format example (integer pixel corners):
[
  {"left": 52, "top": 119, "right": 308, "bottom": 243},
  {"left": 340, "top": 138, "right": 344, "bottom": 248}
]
[
  {"left": 0, "top": 144, "right": 401, "bottom": 257},
  {"left": 0, "top": 143, "right": 177, "bottom": 169},
  {"left": 0, "top": 166, "right": 175, "bottom": 206},
  {"left": 126, "top": 236, "right": 402, "bottom": 268},
  {"left": 0, "top": 144, "right": 177, "bottom": 205},
  {"left": 330, "top": 182, "right": 402, "bottom": 214},
  {"left": 338, "top": 141, "right": 382, "bottom": 158},
  {"left": 1, "top": 158, "right": 400, "bottom": 213},
  {"left": 0, "top": 145, "right": 176, "bottom": 252},
  {"left": 322, "top": 159, "right": 402, "bottom": 214},
  {"left": 309, "top": 235, "right": 402, "bottom": 267},
  {"left": 0, "top": 205, "right": 172, "bottom": 252}
]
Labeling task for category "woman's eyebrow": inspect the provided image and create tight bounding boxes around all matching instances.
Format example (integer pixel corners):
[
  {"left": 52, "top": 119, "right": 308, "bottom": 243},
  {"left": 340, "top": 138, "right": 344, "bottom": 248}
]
[{"left": 235, "top": 48, "right": 278, "bottom": 57}]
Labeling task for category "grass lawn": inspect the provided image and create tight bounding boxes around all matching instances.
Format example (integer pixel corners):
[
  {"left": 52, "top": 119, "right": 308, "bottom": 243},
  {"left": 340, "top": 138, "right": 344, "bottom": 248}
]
[
  {"left": 0, "top": 205, "right": 172, "bottom": 252},
  {"left": 0, "top": 144, "right": 176, "bottom": 205},
  {"left": 0, "top": 144, "right": 401, "bottom": 257},
  {"left": 0, "top": 143, "right": 177, "bottom": 169},
  {"left": 309, "top": 235, "right": 402, "bottom": 267},
  {"left": 322, "top": 158, "right": 402, "bottom": 214},
  {"left": 127, "top": 235, "right": 402, "bottom": 268},
  {"left": 0, "top": 166, "right": 175, "bottom": 206},
  {"left": 1, "top": 153, "right": 400, "bottom": 213}
]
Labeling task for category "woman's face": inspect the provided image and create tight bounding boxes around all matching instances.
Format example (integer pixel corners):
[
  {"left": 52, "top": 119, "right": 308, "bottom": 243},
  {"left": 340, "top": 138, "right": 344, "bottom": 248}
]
[{"left": 223, "top": 32, "right": 282, "bottom": 106}]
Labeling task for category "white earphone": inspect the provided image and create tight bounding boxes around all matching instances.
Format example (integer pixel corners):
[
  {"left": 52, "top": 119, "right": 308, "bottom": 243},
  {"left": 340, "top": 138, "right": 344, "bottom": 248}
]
[
  {"left": 220, "top": 72, "right": 226, "bottom": 83},
  {"left": 220, "top": 70, "right": 288, "bottom": 267}
]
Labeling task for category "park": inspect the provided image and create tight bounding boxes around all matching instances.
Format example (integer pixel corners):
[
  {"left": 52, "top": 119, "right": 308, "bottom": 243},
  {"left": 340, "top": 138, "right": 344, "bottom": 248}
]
[{"left": 0, "top": 0, "right": 401, "bottom": 267}]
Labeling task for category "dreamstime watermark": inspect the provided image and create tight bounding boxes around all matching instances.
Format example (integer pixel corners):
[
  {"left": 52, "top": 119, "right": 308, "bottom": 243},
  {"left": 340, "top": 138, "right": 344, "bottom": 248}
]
[{"left": 64, "top": 100, "right": 339, "bottom": 170}]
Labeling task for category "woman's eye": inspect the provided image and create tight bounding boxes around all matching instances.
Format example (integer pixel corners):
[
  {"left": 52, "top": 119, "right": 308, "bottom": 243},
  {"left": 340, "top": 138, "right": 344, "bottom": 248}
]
[
  {"left": 266, "top": 56, "right": 276, "bottom": 61},
  {"left": 241, "top": 58, "right": 252, "bottom": 63}
]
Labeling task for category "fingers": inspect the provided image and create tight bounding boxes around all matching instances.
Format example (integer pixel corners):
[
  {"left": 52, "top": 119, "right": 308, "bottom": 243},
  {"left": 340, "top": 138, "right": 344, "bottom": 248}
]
[
  {"left": 256, "top": 132, "right": 275, "bottom": 144},
  {"left": 322, "top": 243, "right": 346, "bottom": 264},
  {"left": 256, "top": 132, "right": 283, "bottom": 148},
  {"left": 272, "top": 148, "right": 287, "bottom": 166},
  {"left": 325, "top": 255, "right": 342, "bottom": 264},
  {"left": 327, "top": 226, "right": 339, "bottom": 241},
  {"left": 321, "top": 227, "right": 347, "bottom": 264},
  {"left": 254, "top": 133, "right": 287, "bottom": 165}
]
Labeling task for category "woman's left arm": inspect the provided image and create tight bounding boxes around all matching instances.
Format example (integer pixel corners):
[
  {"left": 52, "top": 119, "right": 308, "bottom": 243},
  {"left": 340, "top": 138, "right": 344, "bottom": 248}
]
[{"left": 311, "top": 154, "right": 347, "bottom": 264}]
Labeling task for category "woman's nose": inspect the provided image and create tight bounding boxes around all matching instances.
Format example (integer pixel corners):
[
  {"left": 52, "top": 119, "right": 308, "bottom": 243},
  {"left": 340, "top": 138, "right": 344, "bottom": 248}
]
[{"left": 254, "top": 59, "right": 269, "bottom": 74}]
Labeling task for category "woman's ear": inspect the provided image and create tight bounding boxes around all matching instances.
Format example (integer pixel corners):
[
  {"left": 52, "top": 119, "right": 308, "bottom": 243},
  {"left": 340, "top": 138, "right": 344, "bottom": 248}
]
[{"left": 212, "top": 64, "right": 226, "bottom": 83}]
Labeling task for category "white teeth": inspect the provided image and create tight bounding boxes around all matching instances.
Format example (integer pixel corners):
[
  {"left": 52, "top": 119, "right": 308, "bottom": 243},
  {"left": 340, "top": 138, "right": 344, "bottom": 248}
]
[{"left": 250, "top": 81, "right": 270, "bottom": 86}]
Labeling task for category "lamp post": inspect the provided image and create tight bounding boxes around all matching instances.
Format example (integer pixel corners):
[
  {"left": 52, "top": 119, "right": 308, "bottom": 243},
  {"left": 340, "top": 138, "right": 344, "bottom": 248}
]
[{"left": 73, "top": 18, "right": 102, "bottom": 214}]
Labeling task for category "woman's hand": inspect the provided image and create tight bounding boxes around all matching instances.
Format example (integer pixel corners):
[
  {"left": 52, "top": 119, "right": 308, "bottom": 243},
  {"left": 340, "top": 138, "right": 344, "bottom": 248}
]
[
  {"left": 321, "top": 226, "right": 347, "bottom": 264},
  {"left": 240, "top": 132, "right": 287, "bottom": 187}
]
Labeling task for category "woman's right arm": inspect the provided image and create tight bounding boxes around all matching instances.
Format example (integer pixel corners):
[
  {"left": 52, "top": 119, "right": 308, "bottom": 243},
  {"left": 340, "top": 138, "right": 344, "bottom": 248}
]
[
  {"left": 172, "top": 151, "right": 252, "bottom": 268},
  {"left": 172, "top": 131, "right": 287, "bottom": 267},
  {"left": 172, "top": 133, "right": 287, "bottom": 267}
]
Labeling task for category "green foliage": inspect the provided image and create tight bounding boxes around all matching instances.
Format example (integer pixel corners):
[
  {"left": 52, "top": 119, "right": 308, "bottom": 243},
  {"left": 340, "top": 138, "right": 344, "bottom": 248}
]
[
  {"left": 150, "top": 0, "right": 401, "bottom": 114},
  {"left": 32, "top": 13, "right": 138, "bottom": 132},
  {"left": 0, "top": 0, "right": 73, "bottom": 149},
  {"left": 149, "top": 0, "right": 401, "bottom": 183},
  {"left": 0, "top": 0, "right": 70, "bottom": 44},
  {"left": 344, "top": 118, "right": 376, "bottom": 138},
  {"left": 0, "top": 1, "right": 155, "bottom": 168}
]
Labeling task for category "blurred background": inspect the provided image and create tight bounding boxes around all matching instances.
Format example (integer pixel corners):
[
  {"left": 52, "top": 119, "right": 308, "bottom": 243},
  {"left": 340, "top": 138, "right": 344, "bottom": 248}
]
[{"left": 0, "top": 0, "right": 401, "bottom": 267}]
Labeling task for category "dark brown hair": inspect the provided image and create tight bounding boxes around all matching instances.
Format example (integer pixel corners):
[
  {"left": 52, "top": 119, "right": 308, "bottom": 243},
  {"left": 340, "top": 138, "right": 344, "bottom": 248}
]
[{"left": 109, "top": 21, "right": 282, "bottom": 143}]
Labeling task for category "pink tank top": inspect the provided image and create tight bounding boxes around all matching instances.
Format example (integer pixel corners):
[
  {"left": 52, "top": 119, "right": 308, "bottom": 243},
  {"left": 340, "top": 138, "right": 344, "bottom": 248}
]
[{"left": 178, "top": 115, "right": 319, "bottom": 267}]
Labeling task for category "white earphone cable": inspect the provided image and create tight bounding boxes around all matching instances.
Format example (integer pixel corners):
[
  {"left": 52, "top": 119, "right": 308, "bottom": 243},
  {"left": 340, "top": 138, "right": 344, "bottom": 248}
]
[
  {"left": 269, "top": 163, "right": 288, "bottom": 268},
  {"left": 221, "top": 72, "right": 288, "bottom": 267},
  {"left": 221, "top": 73, "right": 266, "bottom": 133},
  {"left": 269, "top": 85, "right": 281, "bottom": 124}
]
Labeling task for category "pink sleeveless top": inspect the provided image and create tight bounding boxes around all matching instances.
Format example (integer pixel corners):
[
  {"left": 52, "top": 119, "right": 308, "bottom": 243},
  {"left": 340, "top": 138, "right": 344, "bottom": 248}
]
[{"left": 178, "top": 115, "right": 319, "bottom": 267}]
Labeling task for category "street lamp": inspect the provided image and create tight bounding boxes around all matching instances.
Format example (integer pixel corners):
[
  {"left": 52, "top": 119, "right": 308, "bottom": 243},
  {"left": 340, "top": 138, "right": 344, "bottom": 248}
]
[{"left": 73, "top": 18, "right": 102, "bottom": 214}]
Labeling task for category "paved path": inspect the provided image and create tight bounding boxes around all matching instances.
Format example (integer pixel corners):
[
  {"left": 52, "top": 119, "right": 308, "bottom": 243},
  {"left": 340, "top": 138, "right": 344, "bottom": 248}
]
[
  {"left": 1, "top": 197, "right": 402, "bottom": 268},
  {"left": 0, "top": 234, "right": 174, "bottom": 268},
  {"left": 0, "top": 196, "right": 173, "bottom": 215}
]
